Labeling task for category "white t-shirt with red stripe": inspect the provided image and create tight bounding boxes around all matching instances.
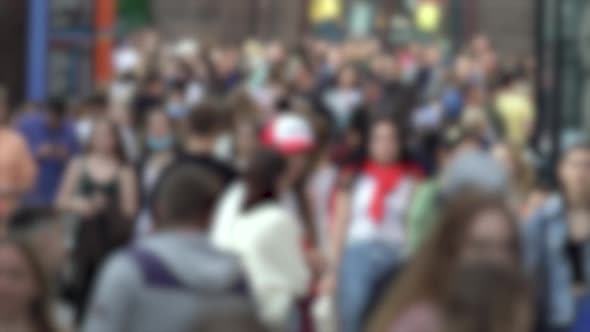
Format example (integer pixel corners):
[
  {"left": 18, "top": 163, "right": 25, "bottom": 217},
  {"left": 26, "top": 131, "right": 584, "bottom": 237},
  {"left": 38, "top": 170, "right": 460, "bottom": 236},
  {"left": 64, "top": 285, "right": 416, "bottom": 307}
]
[{"left": 347, "top": 174, "right": 415, "bottom": 247}]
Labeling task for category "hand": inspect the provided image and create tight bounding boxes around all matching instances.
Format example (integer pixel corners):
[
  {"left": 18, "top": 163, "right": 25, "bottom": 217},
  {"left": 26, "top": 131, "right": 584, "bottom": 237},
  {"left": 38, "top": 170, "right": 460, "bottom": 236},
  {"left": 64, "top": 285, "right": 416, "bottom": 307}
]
[
  {"left": 305, "top": 247, "right": 327, "bottom": 276},
  {"left": 318, "top": 271, "right": 338, "bottom": 296},
  {"left": 37, "top": 144, "right": 54, "bottom": 158},
  {"left": 52, "top": 145, "right": 69, "bottom": 159}
]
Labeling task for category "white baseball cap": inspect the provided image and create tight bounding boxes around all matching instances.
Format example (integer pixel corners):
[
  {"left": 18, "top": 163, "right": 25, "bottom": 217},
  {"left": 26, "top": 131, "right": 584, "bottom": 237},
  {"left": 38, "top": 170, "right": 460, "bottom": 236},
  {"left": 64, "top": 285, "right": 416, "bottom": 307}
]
[{"left": 261, "top": 114, "right": 315, "bottom": 155}]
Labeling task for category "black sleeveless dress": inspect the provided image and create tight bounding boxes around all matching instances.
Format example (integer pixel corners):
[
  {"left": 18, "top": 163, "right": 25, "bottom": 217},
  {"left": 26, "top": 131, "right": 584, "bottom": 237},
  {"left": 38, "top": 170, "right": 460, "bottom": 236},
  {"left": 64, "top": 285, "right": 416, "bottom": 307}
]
[{"left": 72, "top": 164, "right": 132, "bottom": 323}]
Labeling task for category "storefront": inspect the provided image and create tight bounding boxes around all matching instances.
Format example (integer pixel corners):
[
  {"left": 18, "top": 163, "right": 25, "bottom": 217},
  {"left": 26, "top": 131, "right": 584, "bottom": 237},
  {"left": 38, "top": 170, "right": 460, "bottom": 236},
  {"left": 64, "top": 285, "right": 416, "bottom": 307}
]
[
  {"left": 536, "top": 0, "right": 590, "bottom": 158},
  {"left": 27, "top": 0, "right": 118, "bottom": 102}
]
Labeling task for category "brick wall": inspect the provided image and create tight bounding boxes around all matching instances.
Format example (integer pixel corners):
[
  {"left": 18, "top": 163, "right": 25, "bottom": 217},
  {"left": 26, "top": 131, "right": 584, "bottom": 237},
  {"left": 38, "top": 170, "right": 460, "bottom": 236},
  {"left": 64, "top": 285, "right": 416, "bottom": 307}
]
[
  {"left": 477, "top": 0, "right": 534, "bottom": 56},
  {"left": 151, "top": 0, "right": 304, "bottom": 45}
]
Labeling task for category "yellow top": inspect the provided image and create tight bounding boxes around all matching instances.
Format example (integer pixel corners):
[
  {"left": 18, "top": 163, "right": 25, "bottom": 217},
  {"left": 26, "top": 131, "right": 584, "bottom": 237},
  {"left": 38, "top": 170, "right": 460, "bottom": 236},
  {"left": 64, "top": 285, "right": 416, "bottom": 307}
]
[
  {"left": 310, "top": 0, "right": 342, "bottom": 23},
  {"left": 495, "top": 90, "right": 535, "bottom": 147}
]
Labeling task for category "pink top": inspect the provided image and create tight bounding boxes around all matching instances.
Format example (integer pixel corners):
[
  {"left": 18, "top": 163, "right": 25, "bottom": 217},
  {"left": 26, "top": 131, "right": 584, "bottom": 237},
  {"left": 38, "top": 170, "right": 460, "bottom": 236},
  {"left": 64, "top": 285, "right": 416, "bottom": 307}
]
[{"left": 389, "top": 302, "right": 441, "bottom": 332}]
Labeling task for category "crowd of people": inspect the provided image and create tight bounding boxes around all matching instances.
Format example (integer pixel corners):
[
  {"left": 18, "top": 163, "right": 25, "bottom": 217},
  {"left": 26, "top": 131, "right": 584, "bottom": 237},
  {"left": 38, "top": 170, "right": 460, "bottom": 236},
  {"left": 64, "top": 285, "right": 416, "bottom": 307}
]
[{"left": 0, "top": 27, "right": 589, "bottom": 332}]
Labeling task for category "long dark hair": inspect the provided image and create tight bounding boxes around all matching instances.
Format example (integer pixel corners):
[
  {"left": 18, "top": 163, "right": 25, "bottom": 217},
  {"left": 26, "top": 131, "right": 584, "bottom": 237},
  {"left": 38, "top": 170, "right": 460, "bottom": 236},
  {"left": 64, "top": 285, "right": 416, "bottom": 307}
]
[
  {"left": 243, "top": 148, "right": 286, "bottom": 211},
  {"left": 337, "top": 114, "right": 416, "bottom": 191},
  {"left": 368, "top": 191, "right": 521, "bottom": 332},
  {"left": 86, "top": 119, "right": 128, "bottom": 163},
  {"left": 0, "top": 238, "right": 56, "bottom": 332}
]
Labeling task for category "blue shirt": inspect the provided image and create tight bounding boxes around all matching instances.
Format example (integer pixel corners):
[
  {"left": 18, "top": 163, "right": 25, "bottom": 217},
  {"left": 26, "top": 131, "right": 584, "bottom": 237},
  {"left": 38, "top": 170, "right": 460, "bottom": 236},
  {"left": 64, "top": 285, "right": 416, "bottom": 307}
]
[
  {"left": 572, "top": 295, "right": 590, "bottom": 332},
  {"left": 17, "top": 112, "right": 79, "bottom": 205}
]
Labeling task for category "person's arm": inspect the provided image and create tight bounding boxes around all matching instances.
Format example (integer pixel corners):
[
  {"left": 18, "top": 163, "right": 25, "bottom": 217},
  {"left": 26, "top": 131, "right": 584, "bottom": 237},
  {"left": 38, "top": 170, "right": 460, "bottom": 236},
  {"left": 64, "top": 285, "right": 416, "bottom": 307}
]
[
  {"left": 119, "top": 166, "right": 138, "bottom": 220},
  {"left": 318, "top": 189, "right": 351, "bottom": 295},
  {"left": 82, "top": 254, "right": 140, "bottom": 332},
  {"left": 329, "top": 189, "right": 351, "bottom": 272},
  {"left": 406, "top": 183, "right": 434, "bottom": 253},
  {"left": 56, "top": 158, "right": 92, "bottom": 215},
  {"left": 13, "top": 133, "right": 37, "bottom": 193}
]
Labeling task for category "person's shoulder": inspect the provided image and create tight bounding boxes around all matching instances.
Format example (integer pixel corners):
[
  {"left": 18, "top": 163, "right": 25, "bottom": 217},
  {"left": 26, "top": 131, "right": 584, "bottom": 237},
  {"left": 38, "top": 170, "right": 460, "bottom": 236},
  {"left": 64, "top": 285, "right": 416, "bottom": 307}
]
[
  {"left": 96, "top": 248, "right": 142, "bottom": 285},
  {"left": 0, "top": 127, "right": 25, "bottom": 140}
]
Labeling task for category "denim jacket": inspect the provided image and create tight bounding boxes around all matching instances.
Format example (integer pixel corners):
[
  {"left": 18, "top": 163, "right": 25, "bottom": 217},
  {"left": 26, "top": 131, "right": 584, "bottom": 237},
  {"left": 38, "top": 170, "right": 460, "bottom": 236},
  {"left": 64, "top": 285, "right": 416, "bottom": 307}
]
[{"left": 524, "top": 195, "right": 590, "bottom": 328}]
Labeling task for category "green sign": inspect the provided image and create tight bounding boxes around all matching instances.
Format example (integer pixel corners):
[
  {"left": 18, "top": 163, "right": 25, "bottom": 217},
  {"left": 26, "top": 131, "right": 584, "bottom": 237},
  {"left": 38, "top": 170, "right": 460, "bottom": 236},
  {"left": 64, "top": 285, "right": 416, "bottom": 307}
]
[{"left": 118, "top": 0, "right": 151, "bottom": 31}]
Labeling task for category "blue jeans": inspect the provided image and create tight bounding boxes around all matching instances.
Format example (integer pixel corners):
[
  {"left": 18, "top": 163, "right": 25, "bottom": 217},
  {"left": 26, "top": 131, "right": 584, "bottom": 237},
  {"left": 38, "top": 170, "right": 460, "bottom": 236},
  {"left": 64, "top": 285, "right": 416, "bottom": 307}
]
[{"left": 337, "top": 241, "right": 402, "bottom": 332}]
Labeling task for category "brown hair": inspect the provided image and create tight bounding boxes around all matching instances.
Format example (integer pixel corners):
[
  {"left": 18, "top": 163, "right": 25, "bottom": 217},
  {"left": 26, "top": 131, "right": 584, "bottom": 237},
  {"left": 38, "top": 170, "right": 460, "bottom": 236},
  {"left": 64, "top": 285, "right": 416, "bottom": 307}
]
[
  {"left": 243, "top": 149, "right": 286, "bottom": 210},
  {"left": 367, "top": 191, "right": 521, "bottom": 332},
  {"left": 189, "top": 100, "right": 224, "bottom": 136},
  {"left": 493, "top": 143, "right": 536, "bottom": 199},
  {"left": 0, "top": 238, "right": 56, "bottom": 332},
  {"left": 443, "top": 263, "right": 533, "bottom": 332},
  {"left": 154, "top": 164, "right": 221, "bottom": 227},
  {"left": 86, "top": 119, "right": 128, "bottom": 163}
]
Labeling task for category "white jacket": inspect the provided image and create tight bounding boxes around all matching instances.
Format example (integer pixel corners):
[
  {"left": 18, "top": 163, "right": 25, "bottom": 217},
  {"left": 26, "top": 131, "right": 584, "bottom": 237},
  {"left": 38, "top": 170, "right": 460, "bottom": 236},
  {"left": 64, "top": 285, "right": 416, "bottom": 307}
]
[{"left": 212, "top": 182, "right": 311, "bottom": 329}]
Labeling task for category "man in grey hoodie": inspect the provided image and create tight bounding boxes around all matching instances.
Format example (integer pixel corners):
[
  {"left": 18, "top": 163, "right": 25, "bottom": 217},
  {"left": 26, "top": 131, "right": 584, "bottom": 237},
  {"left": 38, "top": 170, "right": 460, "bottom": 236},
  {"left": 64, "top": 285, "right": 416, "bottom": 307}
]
[{"left": 82, "top": 165, "right": 253, "bottom": 332}]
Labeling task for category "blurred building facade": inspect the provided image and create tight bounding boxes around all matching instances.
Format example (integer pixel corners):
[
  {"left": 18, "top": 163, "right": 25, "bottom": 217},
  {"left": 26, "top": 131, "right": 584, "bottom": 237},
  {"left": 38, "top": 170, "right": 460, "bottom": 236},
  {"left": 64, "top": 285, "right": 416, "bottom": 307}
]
[
  {"left": 537, "top": 0, "right": 590, "bottom": 156},
  {"left": 151, "top": 0, "right": 306, "bottom": 45},
  {"left": 4, "top": 0, "right": 589, "bottom": 143},
  {"left": 0, "top": 0, "right": 27, "bottom": 105}
]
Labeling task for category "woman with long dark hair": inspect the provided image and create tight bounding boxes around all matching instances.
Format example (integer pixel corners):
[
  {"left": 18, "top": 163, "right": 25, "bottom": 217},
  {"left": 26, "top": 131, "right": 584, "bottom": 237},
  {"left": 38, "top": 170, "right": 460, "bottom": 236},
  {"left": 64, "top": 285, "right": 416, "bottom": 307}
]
[
  {"left": 367, "top": 191, "right": 522, "bottom": 332},
  {"left": 57, "top": 119, "right": 138, "bottom": 322},
  {"left": 212, "top": 148, "right": 310, "bottom": 331},
  {"left": 327, "top": 115, "right": 422, "bottom": 332},
  {"left": 0, "top": 238, "right": 58, "bottom": 332}
]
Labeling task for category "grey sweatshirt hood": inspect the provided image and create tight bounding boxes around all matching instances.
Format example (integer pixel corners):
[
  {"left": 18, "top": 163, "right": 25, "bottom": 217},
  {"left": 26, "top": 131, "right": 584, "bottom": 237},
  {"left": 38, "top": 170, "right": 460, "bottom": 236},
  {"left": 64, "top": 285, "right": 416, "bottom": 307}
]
[
  {"left": 83, "top": 230, "right": 251, "bottom": 332},
  {"left": 138, "top": 231, "right": 243, "bottom": 291}
]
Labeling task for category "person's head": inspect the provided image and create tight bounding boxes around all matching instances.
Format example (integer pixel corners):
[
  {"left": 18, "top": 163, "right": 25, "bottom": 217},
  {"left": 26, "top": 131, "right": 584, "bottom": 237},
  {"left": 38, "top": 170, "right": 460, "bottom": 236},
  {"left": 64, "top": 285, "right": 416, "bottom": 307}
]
[
  {"left": 187, "top": 101, "right": 223, "bottom": 144},
  {"left": 337, "top": 66, "right": 358, "bottom": 89},
  {"left": 145, "top": 109, "right": 175, "bottom": 154},
  {"left": 87, "top": 119, "right": 127, "bottom": 161},
  {"left": 7, "top": 208, "right": 66, "bottom": 280},
  {"left": 471, "top": 34, "right": 492, "bottom": 56},
  {"left": 443, "top": 263, "right": 533, "bottom": 332},
  {"left": 143, "top": 72, "right": 164, "bottom": 97},
  {"left": 368, "top": 116, "right": 402, "bottom": 165},
  {"left": 243, "top": 149, "right": 287, "bottom": 208},
  {"left": 453, "top": 194, "right": 520, "bottom": 266},
  {"left": 0, "top": 238, "right": 55, "bottom": 332},
  {"left": 45, "top": 98, "right": 67, "bottom": 130},
  {"left": 153, "top": 165, "right": 221, "bottom": 230},
  {"left": 496, "top": 67, "right": 518, "bottom": 91},
  {"left": 369, "top": 191, "right": 520, "bottom": 331},
  {"left": 266, "top": 41, "right": 287, "bottom": 66},
  {"left": 82, "top": 93, "right": 108, "bottom": 118},
  {"left": 262, "top": 113, "right": 315, "bottom": 187},
  {"left": 559, "top": 140, "right": 590, "bottom": 205}
]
